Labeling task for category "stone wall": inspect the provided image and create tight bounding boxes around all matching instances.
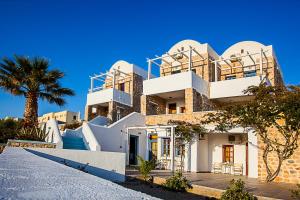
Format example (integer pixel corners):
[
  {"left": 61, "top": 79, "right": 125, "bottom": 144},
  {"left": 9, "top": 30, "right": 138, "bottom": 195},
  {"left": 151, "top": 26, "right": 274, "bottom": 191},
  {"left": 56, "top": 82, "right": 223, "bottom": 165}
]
[
  {"left": 7, "top": 140, "right": 56, "bottom": 149},
  {"left": 108, "top": 101, "right": 133, "bottom": 123},
  {"left": 185, "top": 88, "right": 214, "bottom": 113},
  {"left": 141, "top": 95, "right": 166, "bottom": 116},
  {"left": 257, "top": 128, "right": 300, "bottom": 184},
  {"left": 145, "top": 112, "right": 209, "bottom": 125}
]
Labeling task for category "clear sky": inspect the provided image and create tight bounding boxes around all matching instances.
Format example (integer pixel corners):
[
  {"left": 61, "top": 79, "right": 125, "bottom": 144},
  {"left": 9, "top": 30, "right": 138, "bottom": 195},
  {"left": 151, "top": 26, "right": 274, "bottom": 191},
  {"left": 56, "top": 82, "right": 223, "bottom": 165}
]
[{"left": 0, "top": 0, "right": 299, "bottom": 119}]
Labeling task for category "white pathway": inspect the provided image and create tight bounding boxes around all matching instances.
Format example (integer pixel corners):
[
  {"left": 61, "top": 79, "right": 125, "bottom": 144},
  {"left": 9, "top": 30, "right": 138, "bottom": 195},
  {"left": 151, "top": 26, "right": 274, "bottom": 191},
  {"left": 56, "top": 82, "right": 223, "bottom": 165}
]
[{"left": 0, "top": 147, "right": 159, "bottom": 200}]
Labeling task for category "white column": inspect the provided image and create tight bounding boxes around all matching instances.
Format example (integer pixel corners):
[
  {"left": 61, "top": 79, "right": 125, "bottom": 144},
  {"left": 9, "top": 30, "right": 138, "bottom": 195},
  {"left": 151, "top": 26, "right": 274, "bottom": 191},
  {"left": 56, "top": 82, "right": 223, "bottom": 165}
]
[
  {"left": 260, "top": 48, "right": 263, "bottom": 77},
  {"left": 170, "top": 127, "right": 175, "bottom": 172},
  {"left": 189, "top": 46, "right": 192, "bottom": 71},
  {"left": 146, "top": 131, "right": 150, "bottom": 161},
  {"left": 90, "top": 77, "right": 94, "bottom": 92},
  {"left": 147, "top": 59, "right": 152, "bottom": 80},
  {"left": 214, "top": 60, "right": 218, "bottom": 82},
  {"left": 184, "top": 143, "right": 191, "bottom": 172}
]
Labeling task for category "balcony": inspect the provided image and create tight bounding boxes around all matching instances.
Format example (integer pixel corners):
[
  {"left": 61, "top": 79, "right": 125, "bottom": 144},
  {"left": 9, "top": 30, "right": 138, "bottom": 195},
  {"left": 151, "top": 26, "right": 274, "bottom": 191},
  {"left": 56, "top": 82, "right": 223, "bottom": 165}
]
[
  {"left": 210, "top": 75, "right": 266, "bottom": 99},
  {"left": 143, "top": 71, "right": 209, "bottom": 96},
  {"left": 86, "top": 88, "right": 132, "bottom": 106}
]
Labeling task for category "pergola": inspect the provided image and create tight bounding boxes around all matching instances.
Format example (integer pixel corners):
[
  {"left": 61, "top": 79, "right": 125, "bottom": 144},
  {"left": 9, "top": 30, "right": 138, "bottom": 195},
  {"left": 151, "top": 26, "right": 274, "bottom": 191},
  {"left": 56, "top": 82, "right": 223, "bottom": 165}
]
[
  {"left": 146, "top": 46, "right": 271, "bottom": 82},
  {"left": 89, "top": 68, "right": 131, "bottom": 93}
]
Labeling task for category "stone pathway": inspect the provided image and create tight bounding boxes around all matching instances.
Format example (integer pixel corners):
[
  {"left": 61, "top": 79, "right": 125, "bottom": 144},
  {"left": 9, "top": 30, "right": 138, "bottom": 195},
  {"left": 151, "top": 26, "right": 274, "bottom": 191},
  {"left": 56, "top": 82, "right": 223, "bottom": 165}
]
[{"left": 126, "top": 169, "right": 298, "bottom": 200}]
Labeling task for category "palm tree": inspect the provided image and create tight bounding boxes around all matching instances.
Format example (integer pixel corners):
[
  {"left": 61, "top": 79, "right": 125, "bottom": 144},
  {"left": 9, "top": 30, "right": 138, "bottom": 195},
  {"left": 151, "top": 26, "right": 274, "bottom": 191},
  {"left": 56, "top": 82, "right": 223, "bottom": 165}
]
[{"left": 0, "top": 55, "right": 75, "bottom": 127}]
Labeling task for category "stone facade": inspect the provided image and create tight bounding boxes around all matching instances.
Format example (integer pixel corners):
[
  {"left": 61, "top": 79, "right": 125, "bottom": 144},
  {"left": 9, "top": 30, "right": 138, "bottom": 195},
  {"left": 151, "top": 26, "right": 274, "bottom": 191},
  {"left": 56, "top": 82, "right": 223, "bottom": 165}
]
[
  {"left": 141, "top": 95, "right": 166, "bottom": 116},
  {"left": 7, "top": 140, "right": 56, "bottom": 149},
  {"left": 257, "top": 128, "right": 300, "bottom": 184}
]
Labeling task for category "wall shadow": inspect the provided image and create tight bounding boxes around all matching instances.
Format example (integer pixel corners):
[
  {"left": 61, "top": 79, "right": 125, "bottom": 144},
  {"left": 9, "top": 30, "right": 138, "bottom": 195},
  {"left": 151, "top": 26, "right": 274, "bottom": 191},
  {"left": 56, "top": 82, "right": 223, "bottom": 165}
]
[{"left": 24, "top": 148, "right": 125, "bottom": 182}]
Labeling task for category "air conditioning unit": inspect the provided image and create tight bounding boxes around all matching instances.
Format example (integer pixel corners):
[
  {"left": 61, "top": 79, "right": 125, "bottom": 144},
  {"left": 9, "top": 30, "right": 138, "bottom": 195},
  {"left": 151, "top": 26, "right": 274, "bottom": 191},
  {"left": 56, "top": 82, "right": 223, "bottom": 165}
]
[
  {"left": 230, "top": 54, "right": 241, "bottom": 62},
  {"left": 228, "top": 135, "right": 242, "bottom": 144},
  {"left": 175, "top": 53, "right": 183, "bottom": 59},
  {"left": 198, "top": 133, "right": 206, "bottom": 140}
]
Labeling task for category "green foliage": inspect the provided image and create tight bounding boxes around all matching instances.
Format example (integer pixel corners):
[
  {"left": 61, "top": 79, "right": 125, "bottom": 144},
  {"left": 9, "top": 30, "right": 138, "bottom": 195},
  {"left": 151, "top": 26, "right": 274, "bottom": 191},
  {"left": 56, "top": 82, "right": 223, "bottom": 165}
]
[
  {"left": 291, "top": 184, "right": 300, "bottom": 199},
  {"left": 220, "top": 179, "right": 257, "bottom": 200},
  {"left": 0, "top": 119, "right": 22, "bottom": 143},
  {"left": 62, "top": 122, "right": 82, "bottom": 130},
  {"left": 204, "top": 83, "right": 300, "bottom": 182},
  {"left": 16, "top": 125, "right": 49, "bottom": 141},
  {"left": 163, "top": 172, "right": 192, "bottom": 192},
  {"left": 137, "top": 156, "right": 156, "bottom": 181},
  {"left": 0, "top": 55, "right": 75, "bottom": 127}
]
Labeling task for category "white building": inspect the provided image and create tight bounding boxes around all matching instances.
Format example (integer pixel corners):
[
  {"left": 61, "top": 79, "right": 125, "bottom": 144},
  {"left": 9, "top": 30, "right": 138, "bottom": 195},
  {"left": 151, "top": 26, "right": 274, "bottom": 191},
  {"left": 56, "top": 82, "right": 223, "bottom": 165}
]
[{"left": 46, "top": 39, "right": 284, "bottom": 180}]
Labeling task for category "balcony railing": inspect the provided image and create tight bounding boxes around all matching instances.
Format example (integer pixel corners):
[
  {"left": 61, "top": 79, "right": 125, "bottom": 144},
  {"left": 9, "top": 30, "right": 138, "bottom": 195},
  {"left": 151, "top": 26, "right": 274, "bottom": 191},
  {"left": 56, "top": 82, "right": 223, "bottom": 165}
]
[
  {"left": 210, "top": 75, "right": 266, "bottom": 99},
  {"left": 86, "top": 88, "right": 132, "bottom": 106},
  {"left": 143, "top": 71, "right": 209, "bottom": 96}
]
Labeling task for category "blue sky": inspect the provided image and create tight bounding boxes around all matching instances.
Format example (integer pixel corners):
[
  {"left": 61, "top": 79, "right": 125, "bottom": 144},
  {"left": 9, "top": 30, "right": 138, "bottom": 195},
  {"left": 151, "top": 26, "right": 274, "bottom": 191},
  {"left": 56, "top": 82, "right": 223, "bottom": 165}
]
[{"left": 0, "top": 0, "right": 299, "bottom": 118}]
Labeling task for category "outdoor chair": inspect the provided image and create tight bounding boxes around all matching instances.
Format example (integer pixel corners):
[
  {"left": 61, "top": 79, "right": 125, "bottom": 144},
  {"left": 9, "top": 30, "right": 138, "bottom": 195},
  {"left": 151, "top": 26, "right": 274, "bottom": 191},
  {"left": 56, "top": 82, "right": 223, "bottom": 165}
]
[
  {"left": 175, "top": 160, "right": 184, "bottom": 171},
  {"left": 213, "top": 162, "right": 222, "bottom": 173},
  {"left": 233, "top": 163, "right": 243, "bottom": 176},
  {"left": 156, "top": 159, "right": 168, "bottom": 170}
]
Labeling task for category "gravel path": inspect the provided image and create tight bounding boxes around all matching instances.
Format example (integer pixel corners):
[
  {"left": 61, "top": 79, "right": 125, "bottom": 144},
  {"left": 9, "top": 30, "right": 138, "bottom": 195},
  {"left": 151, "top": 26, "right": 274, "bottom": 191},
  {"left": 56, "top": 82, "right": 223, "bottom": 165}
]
[{"left": 0, "top": 147, "right": 159, "bottom": 200}]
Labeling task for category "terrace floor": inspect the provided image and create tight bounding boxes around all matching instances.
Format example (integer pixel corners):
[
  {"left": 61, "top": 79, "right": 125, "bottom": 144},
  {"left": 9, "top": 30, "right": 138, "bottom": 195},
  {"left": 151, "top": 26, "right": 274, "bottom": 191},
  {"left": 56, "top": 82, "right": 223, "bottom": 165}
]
[{"left": 126, "top": 169, "right": 298, "bottom": 200}]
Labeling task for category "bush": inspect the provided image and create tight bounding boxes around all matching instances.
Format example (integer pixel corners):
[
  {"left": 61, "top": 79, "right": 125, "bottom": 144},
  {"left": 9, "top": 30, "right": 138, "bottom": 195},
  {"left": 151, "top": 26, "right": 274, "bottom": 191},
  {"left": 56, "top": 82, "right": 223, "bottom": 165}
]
[
  {"left": 291, "top": 184, "right": 300, "bottom": 199},
  {"left": 0, "top": 119, "right": 22, "bottom": 143},
  {"left": 163, "top": 172, "right": 192, "bottom": 192},
  {"left": 220, "top": 179, "right": 257, "bottom": 200},
  {"left": 62, "top": 121, "right": 82, "bottom": 130},
  {"left": 16, "top": 126, "right": 49, "bottom": 141},
  {"left": 137, "top": 156, "right": 156, "bottom": 181}
]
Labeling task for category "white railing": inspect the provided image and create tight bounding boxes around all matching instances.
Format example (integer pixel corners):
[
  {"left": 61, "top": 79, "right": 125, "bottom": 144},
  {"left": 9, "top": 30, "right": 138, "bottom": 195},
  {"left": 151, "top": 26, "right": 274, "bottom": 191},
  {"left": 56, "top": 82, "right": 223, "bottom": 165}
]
[
  {"left": 45, "top": 119, "right": 63, "bottom": 149},
  {"left": 86, "top": 88, "right": 132, "bottom": 106},
  {"left": 82, "top": 122, "right": 101, "bottom": 151},
  {"left": 143, "top": 71, "right": 209, "bottom": 96}
]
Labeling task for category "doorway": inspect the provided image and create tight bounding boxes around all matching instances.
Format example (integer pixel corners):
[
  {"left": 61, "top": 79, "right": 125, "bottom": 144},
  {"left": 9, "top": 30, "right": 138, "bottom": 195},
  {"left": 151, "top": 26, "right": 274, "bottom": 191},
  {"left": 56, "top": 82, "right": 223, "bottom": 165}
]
[{"left": 129, "top": 135, "right": 138, "bottom": 165}]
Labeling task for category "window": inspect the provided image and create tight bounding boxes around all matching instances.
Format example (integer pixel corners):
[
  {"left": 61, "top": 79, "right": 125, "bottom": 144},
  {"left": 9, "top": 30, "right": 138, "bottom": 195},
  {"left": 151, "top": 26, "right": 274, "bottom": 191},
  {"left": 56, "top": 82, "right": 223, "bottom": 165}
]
[
  {"left": 244, "top": 70, "right": 256, "bottom": 77},
  {"left": 241, "top": 49, "right": 244, "bottom": 54},
  {"left": 180, "top": 107, "right": 186, "bottom": 113},
  {"left": 162, "top": 138, "right": 170, "bottom": 157},
  {"left": 119, "top": 83, "right": 125, "bottom": 91},
  {"left": 116, "top": 108, "right": 121, "bottom": 121},
  {"left": 192, "top": 69, "right": 196, "bottom": 74},
  {"left": 225, "top": 75, "right": 236, "bottom": 80},
  {"left": 168, "top": 103, "right": 177, "bottom": 114},
  {"left": 171, "top": 70, "right": 181, "bottom": 75},
  {"left": 73, "top": 116, "right": 77, "bottom": 120},
  {"left": 223, "top": 145, "right": 234, "bottom": 163},
  {"left": 175, "top": 141, "right": 185, "bottom": 157}
]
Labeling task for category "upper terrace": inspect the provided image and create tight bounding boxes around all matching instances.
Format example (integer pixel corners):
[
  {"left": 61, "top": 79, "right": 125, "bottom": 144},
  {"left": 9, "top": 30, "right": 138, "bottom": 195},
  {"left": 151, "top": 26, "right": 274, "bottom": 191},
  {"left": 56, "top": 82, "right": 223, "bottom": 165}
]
[
  {"left": 85, "top": 60, "right": 147, "bottom": 121},
  {"left": 142, "top": 40, "right": 284, "bottom": 117}
]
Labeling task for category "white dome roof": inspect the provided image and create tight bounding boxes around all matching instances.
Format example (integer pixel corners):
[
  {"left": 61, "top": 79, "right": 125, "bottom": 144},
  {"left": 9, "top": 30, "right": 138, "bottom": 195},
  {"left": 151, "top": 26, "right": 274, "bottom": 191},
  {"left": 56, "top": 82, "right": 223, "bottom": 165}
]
[{"left": 222, "top": 41, "right": 266, "bottom": 58}]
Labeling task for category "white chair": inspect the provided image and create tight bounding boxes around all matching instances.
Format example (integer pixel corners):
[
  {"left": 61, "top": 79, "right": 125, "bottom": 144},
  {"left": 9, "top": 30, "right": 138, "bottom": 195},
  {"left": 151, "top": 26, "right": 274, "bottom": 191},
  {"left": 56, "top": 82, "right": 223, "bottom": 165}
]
[
  {"left": 233, "top": 163, "right": 243, "bottom": 176},
  {"left": 213, "top": 162, "right": 222, "bottom": 174}
]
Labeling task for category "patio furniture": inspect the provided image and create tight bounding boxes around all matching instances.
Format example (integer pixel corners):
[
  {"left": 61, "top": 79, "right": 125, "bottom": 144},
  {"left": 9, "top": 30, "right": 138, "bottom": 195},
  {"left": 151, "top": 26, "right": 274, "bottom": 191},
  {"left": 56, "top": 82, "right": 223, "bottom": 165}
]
[
  {"left": 213, "top": 162, "right": 222, "bottom": 173},
  {"left": 156, "top": 159, "right": 169, "bottom": 170},
  {"left": 233, "top": 163, "right": 243, "bottom": 176},
  {"left": 223, "top": 162, "right": 233, "bottom": 174},
  {"left": 175, "top": 160, "right": 184, "bottom": 171}
]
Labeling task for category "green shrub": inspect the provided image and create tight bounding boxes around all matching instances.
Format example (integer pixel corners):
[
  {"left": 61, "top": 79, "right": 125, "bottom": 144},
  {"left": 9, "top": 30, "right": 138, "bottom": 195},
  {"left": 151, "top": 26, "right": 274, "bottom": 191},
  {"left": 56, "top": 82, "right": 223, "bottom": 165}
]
[
  {"left": 137, "top": 156, "right": 156, "bottom": 181},
  {"left": 0, "top": 119, "right": 22, "bottom": 143},
  {"left": 163, "top": 172, "right": 192, "bottom": 192},
  {"left": 62, "top": 121, "right": 82, "bottom": 130},
  {"left": 16, "top": 126, "right": 49, "bottom": 141},
  {"left": 220, "top": 179, "right": 257, "bottom": 200},
  {"left": 291, "top": 184, "right": 300, "bottom": 199}
]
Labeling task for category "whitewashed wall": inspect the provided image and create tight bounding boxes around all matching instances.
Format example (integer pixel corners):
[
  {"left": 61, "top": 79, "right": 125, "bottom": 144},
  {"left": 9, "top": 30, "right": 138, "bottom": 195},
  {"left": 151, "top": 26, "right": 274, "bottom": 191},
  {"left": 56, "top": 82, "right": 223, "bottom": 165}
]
[
  {"left": 26, "top": 148, "right": 126, "bottom": 182},
  {"left": 208, "top": 133, "right": 247, "bottom": 176},
  {"left": 248, "top": 130, "right": 258, "bottom": 178}
]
